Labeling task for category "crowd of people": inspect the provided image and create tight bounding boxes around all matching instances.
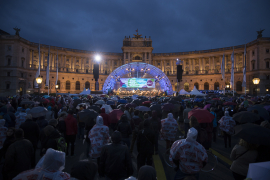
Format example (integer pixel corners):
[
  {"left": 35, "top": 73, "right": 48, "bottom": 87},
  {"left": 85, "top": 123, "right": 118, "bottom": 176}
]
[{"left": 0, "top": 93, "right": 269, "bottom": 180}]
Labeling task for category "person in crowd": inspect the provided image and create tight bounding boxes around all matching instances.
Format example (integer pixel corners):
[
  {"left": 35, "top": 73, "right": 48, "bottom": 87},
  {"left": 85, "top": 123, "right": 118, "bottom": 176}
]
[
  {"left": 88, "top": 116, "right": 110, "bottom": 170},
  {"left": 124, "top": 106, "right": 131, "bottom": 121},
  {"left": 137, "top": 120, "right": 155, "bottom": 172},
  {"left": 58, "top": 106, "right": 68, "bottom": 118},
  {"left": 57, "top": 113, "right": 67, "bottom": 137},
  {"left": 160, "top": 113, "right": 178, "bottom": 150},
  {"left": 53, "top": 104, "right": 59, "bottom": 119},
  {"left": 0, "top": 106, "right": 13, "bottom": 128},
  {"left": 65, "top": 110, "right": 77, "bottom": 157},
  {"left": 99, "top": 131, "right": 133, "bottom": 180},
  {"left": 169, "top": 127, "right": 208, "bottom": 180},
  {"left": 189, "top": 116, "right": 200, "bottom": 143},
  {"left": 100, "top": 108, "right": 110, "bottom": 127},
  {"left": 130, "top": 110, "right": 143, "bottom": 154},
  {"left": 183, "top": 104, "right": 192, "bottom": 138},
  {"left": 149, "top": 110, "right": 161, "bottom": 155},
  {"left": 230, "top": 139, "right": 258, "bottom": 180},
  {"left": 210, "top": 108, "right": 217, "bottom": 142},
  {"left": 215, "top": 105, "right": 224, "bottom": 137},
  {"left": 0, "top": 119, "right": 8, "bottom": 150},
  {"left": 218, "top": 111, "right": 236, "bottom": 148},
  {"left": 19, "top": 114, "right": 40, "bottom": 167},
  {"left": 0, "top": 127, "right": 15, "bottom": 160},
  {"left": 70, "top": 160, "right": 98, "bottom": 180},
  {"left": 137, "top": 165, "right": 157, "bottom": 180},
  {"left": 77, "top": 111, "right": 85, "bottom": 140},
  {"left": 13, "top": 148, "right": 70, "bottom": 180},
  {"left": 15, "top": 107, "right": 27, "bottom": 129},
  {"left": 117, "top": 114, "right": 132, "bottom": 147},
  {"left": 35, "top": 115, "right": 49, "bottom": 131},
  {"left": 129, "top": 107, "right": 134, "bottom": 118},
  {"left": 45, "top": 105, "right": 54, "bottom": 121},
  {"left": 3, "top": 128, "right": 34, "bottom": 180}
]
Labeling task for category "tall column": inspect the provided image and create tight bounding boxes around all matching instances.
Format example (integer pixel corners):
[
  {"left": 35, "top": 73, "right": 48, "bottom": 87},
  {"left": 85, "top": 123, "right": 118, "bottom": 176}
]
[
  {"left": 64, "top": 55, "right": 66, "bottom": 69},
  {"left": 162, "top": 60, "right": 164, "bottom": 72},
  {"left": 212, "top": 56, "right": 215, "bottom": 73},
  {"left": 202, "top": 58, "right": 205, "bottom": 72},
  {"left": 81, "top": 57, "right": 83, "bottom": 70},
  {"left": 170, "top": 59, "right": 173, "bottom": 73},
  {"left": 51, "top": 53, "right": 54, "bottom": 69},
  {"left": 209, "top": 57, "right": 211, "bottom": 72},
  {"left": 144, "top": 52, "right": 147, "bottom": 63},
  {"left": 41, "top": 52, "right": 45, "bottom": 69},
  {"left": 128, "top": 52, "right": 130, "bottom": 64},
  {"left": 225, "top": 55, "right": 227, "bottom": 72},
  {"left": 199, "top": 58, "right": 201, "bottom": 73},
  {"left": 149, "top": 53, "right": 151, "bottom": 64}
]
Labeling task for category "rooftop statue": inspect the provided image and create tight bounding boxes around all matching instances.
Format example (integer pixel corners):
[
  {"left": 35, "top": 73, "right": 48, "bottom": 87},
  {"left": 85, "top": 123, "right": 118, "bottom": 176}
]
[
  {"left": 257, "top": 29, "right": 265, "bottom": 39},
  {"left": 13, "top": 26, "right": 20, "bottom": 36}
]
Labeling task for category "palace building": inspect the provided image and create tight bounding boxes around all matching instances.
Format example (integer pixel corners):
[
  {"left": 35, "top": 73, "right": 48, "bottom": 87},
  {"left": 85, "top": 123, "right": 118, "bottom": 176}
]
[{"left": 0, "top": 29, "right": 270, "bottom": 96}]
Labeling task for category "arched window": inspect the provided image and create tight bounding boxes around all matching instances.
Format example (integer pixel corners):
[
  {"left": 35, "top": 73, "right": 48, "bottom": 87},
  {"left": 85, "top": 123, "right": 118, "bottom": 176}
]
[
  {"left": 236, "top": 81, "right": 242, "bottom": 91},
  {"left": 86, "top": 69, "right": 88, "bottom": 73},
  {"left": 184, "top": 83, "right": 189, "bottom": 91},
  {"left": 214, "top": 82, "right": 219, "bottom": 90},
  {"left": 135, "top": 56, "right": 141, "bottom": 60},
  {"left": 194, "top": 82, "right": 199, "bottom": 90},
  {"left": 76, "top": 81, "right": 80, "bottom": 90},
  {"left": 85, "top": 81, "right": 90, "bottom": 89},
  {"left": 66, "top": 80, "right": 70, "bottom": 90},
  {"left": 57, "top": 80, "right": 60, "bottom": 90},
  {"left": 204, "top": 82, "right": 209, "bottom": 90}
]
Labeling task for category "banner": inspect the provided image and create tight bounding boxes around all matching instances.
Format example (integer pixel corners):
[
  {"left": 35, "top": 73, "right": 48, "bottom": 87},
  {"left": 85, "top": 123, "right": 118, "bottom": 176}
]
[{"left": 120, "top": 78, "right": 155, "bottom": 88}]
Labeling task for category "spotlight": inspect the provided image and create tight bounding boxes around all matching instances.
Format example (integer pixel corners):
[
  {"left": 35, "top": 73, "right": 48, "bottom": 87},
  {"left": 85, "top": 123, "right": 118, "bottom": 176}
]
[{"left": 95, "top": 55, "right": 101, "bottom": 62}]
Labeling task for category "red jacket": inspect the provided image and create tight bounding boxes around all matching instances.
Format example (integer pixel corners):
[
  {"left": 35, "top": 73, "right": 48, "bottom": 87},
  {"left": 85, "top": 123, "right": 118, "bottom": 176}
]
[
  {"left": 100, "top": 108, "right": 110, "bottom": 127},
  {"left": 65, "top": 114, "right": 77, "bottom": 135}
]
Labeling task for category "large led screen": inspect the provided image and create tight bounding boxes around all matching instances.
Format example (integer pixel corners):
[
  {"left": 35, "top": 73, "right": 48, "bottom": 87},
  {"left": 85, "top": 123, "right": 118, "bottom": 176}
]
[{"left": 120, "top": 78, "right": 155, "bottom": 88}]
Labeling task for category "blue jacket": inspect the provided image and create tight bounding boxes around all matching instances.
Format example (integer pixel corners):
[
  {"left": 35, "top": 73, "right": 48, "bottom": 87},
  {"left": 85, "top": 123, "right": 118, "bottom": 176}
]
[{"left": 210, "top": 111, "right": 217, "bottom": 127}]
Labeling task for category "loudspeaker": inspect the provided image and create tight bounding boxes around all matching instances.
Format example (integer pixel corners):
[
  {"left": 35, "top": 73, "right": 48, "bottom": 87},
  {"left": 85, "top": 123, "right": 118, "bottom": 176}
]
[
  {"left": 93, "top": 64, "right": 99, "bottom": 81},
  {"left": 177, "top": 65, "right": 183, "bottom": 81}
]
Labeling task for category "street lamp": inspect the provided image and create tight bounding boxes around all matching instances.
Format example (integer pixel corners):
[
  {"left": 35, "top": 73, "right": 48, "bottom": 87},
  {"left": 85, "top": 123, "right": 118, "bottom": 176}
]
[
  {"left": 55, "top": 84, "right": 59, "bottom": 97},
  {"left": 36, "top": 75, "right": 43, "bottom": 95},
  {"left": 252, "top": 78, "right": 260, "bottom": 96}
]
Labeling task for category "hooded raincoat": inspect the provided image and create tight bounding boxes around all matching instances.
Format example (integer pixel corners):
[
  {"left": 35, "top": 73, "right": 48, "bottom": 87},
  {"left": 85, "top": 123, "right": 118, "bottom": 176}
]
[
  {"left": 160, "top": 113, "right": 178, "bottom": 141},
  {"left": 218, "top": 111, "right": 236, "bottom": 135},
  {"left": 0, "top": 119, "right": 8, "bottom": 149},
  {"left": 88, "top": 116, "right": 110, "bottom": 158},
  {"left": 169, "top": 127, "right": 208, "bottom": 174},
  {"left": 13, "top": 148, "right": 70, "bottom": 180},
  {"left": 15, "top": 110, "right": 27, "bottom": 129}
]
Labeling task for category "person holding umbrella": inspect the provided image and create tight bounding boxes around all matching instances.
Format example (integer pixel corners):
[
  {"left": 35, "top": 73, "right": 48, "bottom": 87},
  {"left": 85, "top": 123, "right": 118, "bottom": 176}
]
[{"left": 218, "top": 111, "right": 236, "bottom": 148}]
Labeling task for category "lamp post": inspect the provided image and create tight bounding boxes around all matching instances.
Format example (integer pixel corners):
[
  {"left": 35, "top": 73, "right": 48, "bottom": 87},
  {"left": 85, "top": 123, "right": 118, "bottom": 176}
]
[
  {"left": 252, "top": 78, "right": 260, "bottom": 96},
  {"left": 36, "top": 75, "right": 43, "bottom": 95}
]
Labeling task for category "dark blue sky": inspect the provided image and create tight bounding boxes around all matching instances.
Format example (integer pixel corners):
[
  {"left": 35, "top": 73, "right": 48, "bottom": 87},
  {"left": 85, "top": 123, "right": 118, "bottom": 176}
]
[{"left": 1, "top": 0, "right": 269, "bottom": 53}]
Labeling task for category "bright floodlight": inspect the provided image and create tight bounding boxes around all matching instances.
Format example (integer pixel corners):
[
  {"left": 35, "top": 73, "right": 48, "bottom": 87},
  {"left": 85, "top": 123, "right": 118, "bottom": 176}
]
[{"left": 95, "top": 55, "right": 101, "bottom": 62}]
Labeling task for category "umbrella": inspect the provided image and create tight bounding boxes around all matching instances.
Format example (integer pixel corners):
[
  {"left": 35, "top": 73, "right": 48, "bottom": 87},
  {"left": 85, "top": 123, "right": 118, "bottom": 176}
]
[
  {"left": 188, "top": 109, "right": 215, "bottom": 123},
  {"left": 142, "top": 101, "right": 152, "bottom": 105},
  {"left": 109, "top": 109, "right": 124, "bottom": 124},
  {"left": 125, "top": 103, "right": 137, "bottom": 108},
  {"left": 203, "top": 104, "right": 211, "bottom": 110},
  {"left": 247, "top": 161, "right": 270, "bottom": 180},
  {"left": 72, "top": 96, "right": 79, "bottom": 100},
  {"left": 234, "top": 123, "right": 270, "bottom": 146},
  {"left": 41, "top": 98, "right": 50, "bottom": 104},
  {"left": 95, "top": 100, "right": 105, "bottom": 105},
  {"left": 20, "top": 101, "right": 35, "bottom": 105},
  {"left": 78, "top": 109, "right": 98, "bottom": 125},
  {"left": 131, "top": 99, "right": 142, "bottom": 106},
  {"left": 73, "top": 99, "right": 83, "bottom": 108},
  {"left": 43, "top": 95, "right": 50, "bottom": 98},
  {"left": 107, "top": 100, "right": 115, "bottom": 105},
  {"left": 76, "top": 103, "right": 89, "bottom": 110},
  {"left": 247, "top": 105, "right": 270, "bottom": 120},
  {"left": 135, "top": 106, "right": 151, "bottom": 112},
  {"left": 264, "top": 105, "right": 270, "bottom": 111},
  {"left": 101, "top": 104, "right": 113, "bottom": 114},
  {"left": 22, "top": 94, "right": 31, "bottom": 98},
  {"left": 168, "top": 100, "right": 179, "bottom": 104},
  {"left": 118, "top": 99, "right": 128, "bottom": 104},
  {"left": 212, "top": 98, "right": 220, "bottom": 100},
  {"left": 150, "top": 104, "right": 162, "bottom": 111},
  {"left": 28, "top": 107, "right": 48, "bottom": 118},
  {"left": 223, "top": 102, "right": 237, "bottom": 106},
  {"left": 233, "top": 111, "right": 260, "bottom": 124},
  {"left": 88, "top": 105, "right": 100, "bottom": 113},
  {"left": 111, "top": 96, "right": 119, "bottom": 101},
  {"left": 162, "top": 103, "right": 174, "bottom": 111}
]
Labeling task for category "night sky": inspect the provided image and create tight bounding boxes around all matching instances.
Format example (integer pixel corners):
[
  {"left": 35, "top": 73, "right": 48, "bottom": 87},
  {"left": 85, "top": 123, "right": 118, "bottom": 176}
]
[{"left": 1, "top": 0, "right": 269, "bottom": 53}]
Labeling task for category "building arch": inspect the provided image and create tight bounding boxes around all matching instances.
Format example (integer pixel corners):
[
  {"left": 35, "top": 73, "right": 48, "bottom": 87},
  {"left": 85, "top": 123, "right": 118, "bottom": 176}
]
[
  {"left": 204, "top": 82, "right": 209, "bottom": 90},
  {"left": 102, "top": 62, "right": 173, "bottom": 94},
  {"left": 85, "top": 81, "right": 90, "bottom": 89},
  {"left": 66, "top": 80, "right": 70, "bottom": 90},
  {"left": 194, "top": 82, "right": 199, "bottom": 90},
  {"left": 76, "top": 81, "right": 80, "bottom": 90},
  {"left": 214, "top": 82, "right": 219, "bottom": 90},
  {"left": 184, "top": 82, "right": 189, "bottom": 91},
  {"left": 236, "top": 81, "right": 242, "bottom": 91}
]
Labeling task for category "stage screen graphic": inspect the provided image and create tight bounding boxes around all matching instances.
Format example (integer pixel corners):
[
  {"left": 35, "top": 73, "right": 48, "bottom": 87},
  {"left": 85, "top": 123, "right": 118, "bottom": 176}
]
[{"left": 120, "top": 78, "right": 155, "bottom": 88}]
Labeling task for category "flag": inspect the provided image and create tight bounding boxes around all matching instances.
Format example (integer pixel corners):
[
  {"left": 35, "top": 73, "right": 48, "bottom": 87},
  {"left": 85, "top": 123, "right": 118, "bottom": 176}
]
[
  {"left": 136, "top": 29, "right": 138, "bottom": 32},
  {"left": 34, "top": 43, "right": 41, "bottom": 88},
  {"left": 242, "top": 44, "right": 247, "bottom": 87},
  {"left": 221, "top": 53, "right": 225, "bottom": 80},
  {"left": 46, "top": 46, "right": 50, "bottom": 87},
  {"left": 230, "top": 47, "right": 234, "bottom": 86},
  {"left": 55, "top": 50, "right": 58, "bottom": 86}
]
